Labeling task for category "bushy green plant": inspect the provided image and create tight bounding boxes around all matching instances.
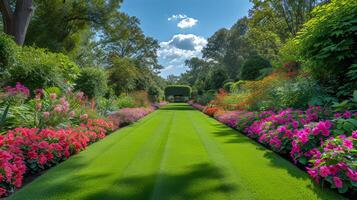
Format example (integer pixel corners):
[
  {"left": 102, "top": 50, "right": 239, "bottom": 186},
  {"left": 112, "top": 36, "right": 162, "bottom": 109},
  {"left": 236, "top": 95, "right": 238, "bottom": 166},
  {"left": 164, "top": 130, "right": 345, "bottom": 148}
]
[
  {"left": 74, "top": 67, "right": 108, "bottom": 99},
  {"left": 116, "top": 95, "right": 136, "bottom": 109},
  {"left": 223, "top": 82, "right": 234, "bottom": 92},
  {"left": 295, "top": 0, "right": 357, "bottom": 98},
  {"left": 0, "top": 34, "right": 16, "bottom": 84},
  {"left": 271, "top": 77, "right": 321, "bottom": 108},
  {"left": 4, "top": 46, "right": 80, "bottom": 91},
  {"left": 240, "top": 55, "right": 272, "bottom": 80}
]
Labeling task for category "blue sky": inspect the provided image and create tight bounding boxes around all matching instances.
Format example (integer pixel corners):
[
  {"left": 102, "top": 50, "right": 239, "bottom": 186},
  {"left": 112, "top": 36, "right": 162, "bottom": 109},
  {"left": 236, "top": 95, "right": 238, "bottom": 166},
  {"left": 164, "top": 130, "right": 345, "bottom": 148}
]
[{"left": 121, "top": 0, "right": 252, "bottom": 78}]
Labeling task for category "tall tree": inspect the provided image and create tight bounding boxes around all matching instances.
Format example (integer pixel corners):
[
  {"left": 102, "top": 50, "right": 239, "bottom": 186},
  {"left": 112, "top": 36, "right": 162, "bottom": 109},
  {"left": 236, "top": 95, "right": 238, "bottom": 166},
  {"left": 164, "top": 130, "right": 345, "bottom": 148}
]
[
  {"left": 25, "top": 0, "right": 122, "bottom": 53},
  {"left": 0, "top": 0, "right": 34, "bottom": 45}
]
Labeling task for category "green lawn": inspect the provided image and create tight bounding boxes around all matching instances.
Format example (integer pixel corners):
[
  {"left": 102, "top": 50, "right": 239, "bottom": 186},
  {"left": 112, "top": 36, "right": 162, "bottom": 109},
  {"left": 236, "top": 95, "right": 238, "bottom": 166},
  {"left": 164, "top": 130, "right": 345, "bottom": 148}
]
[{"left": 10, "top": 103, "right": 344, "bottom": 200}]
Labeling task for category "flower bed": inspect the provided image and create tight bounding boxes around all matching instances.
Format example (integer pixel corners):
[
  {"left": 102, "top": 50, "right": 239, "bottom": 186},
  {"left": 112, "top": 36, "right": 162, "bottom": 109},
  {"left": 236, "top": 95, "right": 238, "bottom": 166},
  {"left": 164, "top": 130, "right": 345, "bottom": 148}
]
[
  {"left": 0, "top": 83, "right": 163, "bottom": 197},
  {"left": 189, "top": 102, "right": 357, "bottom": 195},
  {"left": 0, "top": 119, "right": 113, "bottom": 197},
  {"left": 109, "top": 107, "right": 155, "bottom": 128}
]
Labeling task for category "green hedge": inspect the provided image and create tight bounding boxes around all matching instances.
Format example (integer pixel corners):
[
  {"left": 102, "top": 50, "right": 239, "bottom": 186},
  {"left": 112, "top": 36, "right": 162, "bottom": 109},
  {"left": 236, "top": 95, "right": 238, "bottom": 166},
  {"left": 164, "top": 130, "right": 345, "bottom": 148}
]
[{"left": 164, "top": 85, "right": 192, "bottom": 98}]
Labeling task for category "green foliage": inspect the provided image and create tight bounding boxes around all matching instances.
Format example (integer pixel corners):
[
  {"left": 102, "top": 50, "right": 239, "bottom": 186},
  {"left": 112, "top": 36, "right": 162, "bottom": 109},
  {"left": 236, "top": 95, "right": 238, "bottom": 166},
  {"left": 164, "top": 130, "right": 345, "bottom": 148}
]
[
  {"left": 206, "top": 67, "right": 228, "bottom": 90},
  {"left": 295, "top": 0, "right": 357, "bottom": 97},
  {"left": 108, "top": 57, "right": 139, "bottom": 95},
  {"left": 223, "top": 82, "right": 234, "bottom": 92},
  {"left": 0, "top": 33, "right": 16, "bottom": 80},
  {"left": 164, "top": 85, "right": 192, "bottom": 98},
  {"left": 271, "top": 76, "right": 331, "bottom": 109},
  {"left": 116, "top": 95, "right": 136, "bottom": 109},
  {"left": 26, "top": 0, "right": 123, "bottom": 54},
  {"left": 74, "top": 67, "right": 108, "bottom": 99},
  {"left": 4, "top": 46, "right": 80, "bottom": 91},
  {"left": 231, "top": 81, "right": 246, "bottom": 93},
  {"left": 240, "top": 55, "right": 272, "bottom": 80}
]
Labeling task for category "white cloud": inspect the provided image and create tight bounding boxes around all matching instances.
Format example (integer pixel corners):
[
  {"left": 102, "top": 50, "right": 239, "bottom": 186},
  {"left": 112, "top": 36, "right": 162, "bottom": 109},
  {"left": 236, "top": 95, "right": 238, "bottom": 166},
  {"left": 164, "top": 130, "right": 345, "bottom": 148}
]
[
  {"left": 168, "top": 14, "right": 187, "bottom": 21},
  {"left": 177, "top": 18, "right": 198, "bottom": 29},
  {"left": 158, "top": 34, "right": 207, "bottom": 77},
  {"left": 168, "top": 14, "right": 198, "bottom": 29}
]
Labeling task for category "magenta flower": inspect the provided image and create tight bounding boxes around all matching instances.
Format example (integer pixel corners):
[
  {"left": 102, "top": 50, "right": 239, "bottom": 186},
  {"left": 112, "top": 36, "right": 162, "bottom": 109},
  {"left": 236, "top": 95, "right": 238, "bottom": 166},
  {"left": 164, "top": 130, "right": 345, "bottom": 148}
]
[
  {"left": 333, "top": 176, "right": 343, "bottom": 188},
  {"left": 352, "top": 130, "right": 357, "bottom": 139},
  {"left": 343, "top": 111, "right": 351, "bottom": 119},
  {"left": 319, "top": 166, "right": 331, "bottom": 177},
  {"left": 342, "top": 139, "right": 353, "bottom": 149},
  {"left": 346, "top": 168, "right": 357, "bottom": 181}
]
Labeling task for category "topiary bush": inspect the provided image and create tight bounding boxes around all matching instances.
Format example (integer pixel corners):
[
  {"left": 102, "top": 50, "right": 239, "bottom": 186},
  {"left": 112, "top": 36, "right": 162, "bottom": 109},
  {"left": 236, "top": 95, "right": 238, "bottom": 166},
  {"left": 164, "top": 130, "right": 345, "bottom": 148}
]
[
  {"left": 74, "top": 67, "right": 108, "bottom": 99},
  {"left": 240, "top": 55, "right": 272, "bottom": 80}
]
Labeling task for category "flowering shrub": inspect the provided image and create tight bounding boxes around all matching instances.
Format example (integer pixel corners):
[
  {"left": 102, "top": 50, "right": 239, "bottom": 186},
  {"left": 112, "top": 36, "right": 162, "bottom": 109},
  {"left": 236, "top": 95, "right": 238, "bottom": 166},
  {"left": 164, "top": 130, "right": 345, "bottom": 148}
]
[
  {"left": 290, "top": 120, "right": 332, "bottom": 164},
  {"left": 0, "top": 119, "right": 113, "bottom": 197},
  {"left": 33, "top": 90, "right": 88, "bottom": 129},
  {"left": 109, "top": 107, "right": 154, "bottom": 128},
  {"left": 203, "top": 107, "right": 219, "bottom": 117},
  {"left": 307, "top": 134, "right": 356, "bottom": 193},
  {"left": 152, "top": 101, "right": 168, "bottom": 109}
]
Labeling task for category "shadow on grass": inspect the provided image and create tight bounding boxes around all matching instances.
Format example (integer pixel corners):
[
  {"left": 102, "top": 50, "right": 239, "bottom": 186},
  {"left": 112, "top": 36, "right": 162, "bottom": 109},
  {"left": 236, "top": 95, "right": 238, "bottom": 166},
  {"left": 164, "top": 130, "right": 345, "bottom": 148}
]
[
  {"left": 15, "top": 162, "right": 238, "bottom": 200},
  {"left": 83, "top": 163, "right": 238, "bottom": 200}
]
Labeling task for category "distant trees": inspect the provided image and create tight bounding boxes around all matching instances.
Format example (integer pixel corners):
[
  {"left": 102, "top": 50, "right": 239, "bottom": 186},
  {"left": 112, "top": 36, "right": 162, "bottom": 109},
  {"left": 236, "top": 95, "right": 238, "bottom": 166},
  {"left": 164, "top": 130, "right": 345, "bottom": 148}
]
[{"left": 173, "top": 0, "right": 331, "bottom": 96}]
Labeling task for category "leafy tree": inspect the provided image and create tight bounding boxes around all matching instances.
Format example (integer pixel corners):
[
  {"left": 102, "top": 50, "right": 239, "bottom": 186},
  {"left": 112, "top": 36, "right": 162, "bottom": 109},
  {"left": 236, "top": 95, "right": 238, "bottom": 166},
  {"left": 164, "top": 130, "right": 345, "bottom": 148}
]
[
  {"left": 206, "top": 67, "right": 228, "bottom": 90},
  {"left": 295, "top": 0, "right": 357, "bottom": 97},
  {"left": 25, "top": 0, "right": 122, "bottom": 53},
  {"left": 246, "top": 0, "right": 327, "bottom": 61},
  {"left": 107, "top": 56, "right": 139, "bottom": 95},
  {"left": 100, "top": 12, "right": 161, "bottom": 72},
  {"left": 202, "top": 17, "right": 254, "bottom": 79},
  {"left": 240, "top": 55, "right": 272, "bottom": 80}
]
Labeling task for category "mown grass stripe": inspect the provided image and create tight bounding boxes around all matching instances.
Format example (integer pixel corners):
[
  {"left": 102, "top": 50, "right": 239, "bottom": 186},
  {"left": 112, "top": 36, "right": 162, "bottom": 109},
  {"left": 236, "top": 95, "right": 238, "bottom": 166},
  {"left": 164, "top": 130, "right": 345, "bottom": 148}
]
[{"left": 187, "top": 111, "right": 256, "bottom": 200}]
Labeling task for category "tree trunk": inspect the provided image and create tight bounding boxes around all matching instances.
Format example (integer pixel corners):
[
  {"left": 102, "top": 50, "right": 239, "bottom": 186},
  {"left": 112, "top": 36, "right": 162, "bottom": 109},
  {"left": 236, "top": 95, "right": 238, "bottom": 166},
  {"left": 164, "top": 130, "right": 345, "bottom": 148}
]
[{"left": 0, "top": 0, "right": 33, "bottom": 45}]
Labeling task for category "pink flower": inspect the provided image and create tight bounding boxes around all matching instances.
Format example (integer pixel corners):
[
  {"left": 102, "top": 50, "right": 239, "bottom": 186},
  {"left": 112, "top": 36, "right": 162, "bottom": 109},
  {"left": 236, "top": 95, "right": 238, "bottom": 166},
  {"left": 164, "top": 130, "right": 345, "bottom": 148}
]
[
  {"left": 292, "top": 121, "right": 299, "bottom": 129},
  {"left": 0, "top": 187, "right": 6, "bottom": 197},
  {"left": 346, "top": 168, "right": 357, "bottom": 181},
  {"left": 50, "top": 93, "right": 57, "bottom": 100},
  {"left": 38, "top": 154, "right": 47, "bottom": 165},
  {"left": 352, "top": 130, "right": 357, "bottom": 139},
  {"left": 342, "top": 139, "right": 353, "bottom": 149},
  {"left": 76, "top": 92, "right": 84, "bottom": 100},
  {"left": 54, "top": 105, "right": 63, "bottom": 112},
  {"left": 69, "top": 111, "right": 75, "bottom": 117},
  {"left": 319, "top": 166, "right": 331, "bottom": 177},
  {"left": 333, "top": 176, "right": 343, "bottom": 188},
  {"left": 343, "top": 111, "right": 351, "bottom": 119},
  {"left": 80, "top": 114, "right": 88, "bottom": 120},
  {"left": 43, "top": 112, "right": 50, "bottom": 119}
]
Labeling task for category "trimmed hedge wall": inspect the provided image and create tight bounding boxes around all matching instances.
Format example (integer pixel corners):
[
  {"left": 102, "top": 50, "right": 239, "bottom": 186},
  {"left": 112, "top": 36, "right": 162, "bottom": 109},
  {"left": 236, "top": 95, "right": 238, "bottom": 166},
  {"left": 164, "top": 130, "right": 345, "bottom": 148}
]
[{"left": 164, "top": 85, "right": 192, "bottom": 98}]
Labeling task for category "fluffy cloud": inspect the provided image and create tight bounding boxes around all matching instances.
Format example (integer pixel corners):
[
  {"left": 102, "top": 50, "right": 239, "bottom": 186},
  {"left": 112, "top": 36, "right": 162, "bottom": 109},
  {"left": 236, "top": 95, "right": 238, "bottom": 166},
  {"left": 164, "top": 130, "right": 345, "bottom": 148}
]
[
  {"left": 158, "top": 34, "right": 207, "bottom": 77},
  {"left": 168, "top": 14, "right": 198, "bottom": 29},
  {"left": 177, "top": 18, "right": 198, "bottom": 29}
]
